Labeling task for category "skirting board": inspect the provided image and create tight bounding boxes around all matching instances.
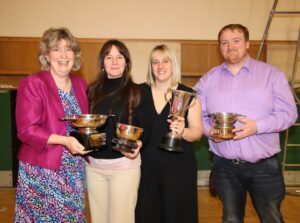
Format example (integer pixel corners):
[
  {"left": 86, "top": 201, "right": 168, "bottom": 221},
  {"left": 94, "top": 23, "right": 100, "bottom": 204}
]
[
  {"left": 0, "top": 171, "right": 13, "bottom": 187},
  {"left": 197, "top": 170, "right": 300, "bottom": 187}
]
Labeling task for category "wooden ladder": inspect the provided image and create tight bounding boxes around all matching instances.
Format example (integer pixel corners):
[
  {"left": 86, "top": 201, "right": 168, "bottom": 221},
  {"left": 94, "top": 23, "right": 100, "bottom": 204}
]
[
  {"left": 256, "top": 0, "right": 300, "bottom": 60},
  {"left": 282, "top": 26, "right": 300, "bottom": 194},
  {"left": 257, "top": 0, "right": 300, "bottom": 195}
]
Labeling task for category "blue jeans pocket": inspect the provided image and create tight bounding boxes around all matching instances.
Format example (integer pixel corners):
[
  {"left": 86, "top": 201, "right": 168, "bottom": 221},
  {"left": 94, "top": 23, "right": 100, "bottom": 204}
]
[
  {"left": 211, "top": 155, "right": 221, "bottom": 171},
  {"left": 263, "top": 156, "right": 281, "bottom": 176}
]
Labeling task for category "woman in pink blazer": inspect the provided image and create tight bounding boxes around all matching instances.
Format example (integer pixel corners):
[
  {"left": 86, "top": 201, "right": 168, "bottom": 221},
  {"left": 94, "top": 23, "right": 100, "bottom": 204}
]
[{"left": 14, "top": 27, "right": 90, "bottom": 222}]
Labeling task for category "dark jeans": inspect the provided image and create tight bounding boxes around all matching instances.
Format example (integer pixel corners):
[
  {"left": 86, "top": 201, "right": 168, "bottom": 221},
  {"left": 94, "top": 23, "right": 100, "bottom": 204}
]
[{"left": 212, "top": 155, "right": 285, "bottom": 223}]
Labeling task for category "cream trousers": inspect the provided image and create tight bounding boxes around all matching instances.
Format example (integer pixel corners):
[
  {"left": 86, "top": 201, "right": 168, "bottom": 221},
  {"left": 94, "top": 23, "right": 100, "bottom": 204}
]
[{"left": 86, "top": 165, "right": 141, "bottom": 223}]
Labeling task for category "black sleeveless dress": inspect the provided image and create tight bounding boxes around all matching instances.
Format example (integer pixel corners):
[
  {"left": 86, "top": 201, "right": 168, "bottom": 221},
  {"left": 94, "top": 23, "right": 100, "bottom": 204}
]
[{"left": 136, "top": 83, "right": 198, "bottom": 223}]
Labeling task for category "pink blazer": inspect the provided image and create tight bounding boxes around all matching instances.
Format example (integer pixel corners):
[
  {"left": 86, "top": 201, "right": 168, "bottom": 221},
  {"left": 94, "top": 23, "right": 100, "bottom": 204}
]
[{"left": 16, "top": 71, "right": 88, "bottom": 170}]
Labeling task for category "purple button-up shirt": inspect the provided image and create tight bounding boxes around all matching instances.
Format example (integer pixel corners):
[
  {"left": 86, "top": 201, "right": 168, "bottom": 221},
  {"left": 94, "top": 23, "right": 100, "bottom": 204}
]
[{"left": 195, "top": 56, "right": 298, "bottom": 163}]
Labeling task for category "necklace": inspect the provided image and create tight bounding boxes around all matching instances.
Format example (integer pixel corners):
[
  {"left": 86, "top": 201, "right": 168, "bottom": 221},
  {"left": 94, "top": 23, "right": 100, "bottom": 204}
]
[{"left": 58, "top": 78, "right": 71, "bottom": 92}]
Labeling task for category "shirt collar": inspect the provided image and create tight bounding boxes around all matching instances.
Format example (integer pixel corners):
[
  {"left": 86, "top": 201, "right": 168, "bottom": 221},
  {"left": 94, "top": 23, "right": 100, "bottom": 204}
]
[{"left": 221, "top": 55, "right": 251, "bottom": 74}]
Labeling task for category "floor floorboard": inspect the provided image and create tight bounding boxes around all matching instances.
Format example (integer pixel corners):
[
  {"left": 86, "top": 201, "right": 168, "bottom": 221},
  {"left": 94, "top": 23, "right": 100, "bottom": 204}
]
[{"left": 1, "top": 187, "right": 299, "bottom": 222}]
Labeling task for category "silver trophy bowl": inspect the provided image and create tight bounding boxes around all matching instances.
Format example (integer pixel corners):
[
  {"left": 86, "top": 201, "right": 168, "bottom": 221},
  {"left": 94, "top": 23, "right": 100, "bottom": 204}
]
[
  {"left": 112, "top": 123, "right": 143, "bottom": 153},
  {"left": 209, "top": 112, "right": 241, "bottom": 139},
  {"left": 60, "top": 114, "right": 111, "bottom": 150}
]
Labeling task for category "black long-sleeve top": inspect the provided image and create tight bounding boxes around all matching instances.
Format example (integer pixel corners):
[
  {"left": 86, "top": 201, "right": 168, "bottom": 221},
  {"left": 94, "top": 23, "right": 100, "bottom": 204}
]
[{"left": 90, "top": 76, "right": 153, "bottom": 159}]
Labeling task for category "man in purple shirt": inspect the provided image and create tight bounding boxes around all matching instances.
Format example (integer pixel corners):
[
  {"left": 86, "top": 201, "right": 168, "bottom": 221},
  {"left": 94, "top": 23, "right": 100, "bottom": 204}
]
[{"left": 195, "top": 24, "right": 297, "bottom": 223}]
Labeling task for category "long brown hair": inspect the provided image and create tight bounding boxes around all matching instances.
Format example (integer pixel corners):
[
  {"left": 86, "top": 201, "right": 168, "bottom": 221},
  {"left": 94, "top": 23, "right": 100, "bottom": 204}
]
[{"left": 88, "top": 39, "right": 140, "bottom": 124}]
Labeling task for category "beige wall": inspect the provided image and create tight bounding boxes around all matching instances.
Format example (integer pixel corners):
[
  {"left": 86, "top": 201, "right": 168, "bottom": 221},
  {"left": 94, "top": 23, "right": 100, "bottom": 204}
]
[
  {"left": 1, "top": 0, "right": 300, "bottom": 82},
  {"left": 267, "top": 42, "right": 300, "bottom": 83},
  {"left": 123, "top": 41, "right": 181, "bottom": 83},
  {"left": 1, "top": 0, "right": 300, "bottom": 40}
]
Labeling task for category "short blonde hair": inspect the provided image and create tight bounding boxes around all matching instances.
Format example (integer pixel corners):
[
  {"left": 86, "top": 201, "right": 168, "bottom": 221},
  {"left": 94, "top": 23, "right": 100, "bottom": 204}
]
[
  {"left": 39, "top": 27, "right": 82, "bottom": 71},
  {"left": 146, "top": 44, "right": 181, "bottom": 86}
]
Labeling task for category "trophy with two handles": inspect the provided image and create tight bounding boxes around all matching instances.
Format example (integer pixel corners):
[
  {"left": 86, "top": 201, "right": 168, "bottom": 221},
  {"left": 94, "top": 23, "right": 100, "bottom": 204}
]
[{"left": 160, "top": 88, "right": 195, "bottom": 152}]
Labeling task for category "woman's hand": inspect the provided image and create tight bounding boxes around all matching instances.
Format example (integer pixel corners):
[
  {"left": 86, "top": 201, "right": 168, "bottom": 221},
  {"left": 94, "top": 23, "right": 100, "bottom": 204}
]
[
  {"left": 48, "top": 134, "right": 91, "bottom": 155},
  {"left": 64, "top": 136, "right": 92, "bottom": 155},
  {"left": 168, "top": 116, "right": 185, "bottom": 137},
  {"left": 121, "top": 140, "right": 142, "bottom": 159}
]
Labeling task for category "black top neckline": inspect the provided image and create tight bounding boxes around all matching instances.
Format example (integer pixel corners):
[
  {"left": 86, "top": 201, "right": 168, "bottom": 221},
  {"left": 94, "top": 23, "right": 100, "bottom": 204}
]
[{"left": 149, "top": 84, "right": 181, "bottom": 116}]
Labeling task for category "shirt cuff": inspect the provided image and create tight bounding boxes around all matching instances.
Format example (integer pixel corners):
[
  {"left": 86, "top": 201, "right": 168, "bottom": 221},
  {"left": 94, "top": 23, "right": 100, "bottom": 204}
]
[{"left": 255, "top": 118, "right": 268, "bottom": 134}]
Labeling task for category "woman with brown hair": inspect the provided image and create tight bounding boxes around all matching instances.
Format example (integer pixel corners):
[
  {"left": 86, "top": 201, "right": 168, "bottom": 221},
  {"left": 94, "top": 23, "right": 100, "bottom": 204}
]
[{"left": 87, "top": 39, "right": 152, "bottom": 223}]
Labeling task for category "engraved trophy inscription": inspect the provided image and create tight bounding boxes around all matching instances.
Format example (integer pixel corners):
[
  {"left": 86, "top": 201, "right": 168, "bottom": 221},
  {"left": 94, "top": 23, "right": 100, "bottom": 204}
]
[{"left": 209, "top": 112, "right": 241, "bottom": 139}]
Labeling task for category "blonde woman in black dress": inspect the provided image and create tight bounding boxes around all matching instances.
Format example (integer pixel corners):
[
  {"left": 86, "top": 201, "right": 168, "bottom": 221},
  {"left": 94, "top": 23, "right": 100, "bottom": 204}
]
[{"left": 136, "top": 44, "right": 203, "bottom": 223}]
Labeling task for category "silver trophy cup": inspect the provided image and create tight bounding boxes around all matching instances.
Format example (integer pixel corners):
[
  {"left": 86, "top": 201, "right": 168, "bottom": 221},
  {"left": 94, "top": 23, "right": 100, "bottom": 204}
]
[
  {"left": 112, "top": 123, "right": 143, "bottom": 153},
  {"left": 209, "top": 112, "right": 241, "bottom": 140},
  {"left": 60, "top": 114, "right": 110, "bottom": 151},
  {"left": 160, "top": 89, "right": 195, "bottom": 152}
]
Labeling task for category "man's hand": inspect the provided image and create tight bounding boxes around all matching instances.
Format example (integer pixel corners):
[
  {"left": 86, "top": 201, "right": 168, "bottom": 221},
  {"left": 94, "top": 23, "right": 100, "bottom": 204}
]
[{"left": 233, "top": 117, "right": 257, "bottom": 140}]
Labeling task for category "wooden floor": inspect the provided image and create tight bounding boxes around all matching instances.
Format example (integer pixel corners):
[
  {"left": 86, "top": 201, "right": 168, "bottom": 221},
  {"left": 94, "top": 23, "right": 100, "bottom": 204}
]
[{"left": 1, "top": 187, "right": 300, "bottom": 223}]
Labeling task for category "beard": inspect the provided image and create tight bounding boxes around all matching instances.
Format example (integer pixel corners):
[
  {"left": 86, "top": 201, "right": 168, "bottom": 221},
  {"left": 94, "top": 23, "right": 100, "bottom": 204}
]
[{"left": 225, "top": 49, "right": 248, "bottom": 65}]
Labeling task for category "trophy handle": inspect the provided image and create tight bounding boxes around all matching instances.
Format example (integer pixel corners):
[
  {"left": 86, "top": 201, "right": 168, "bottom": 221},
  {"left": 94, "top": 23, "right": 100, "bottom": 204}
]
[
  {"left": 164, "top": 88, "right": 173, "bottom": 104},
  {"left": 186, "top": 92, "right": 196, "bottom": 110},
  {"left": 59, "top": 115, "right": 76, "bottom": 121},
  {"left": 164, "top": 88, "right": 174, "bottom": 117}
]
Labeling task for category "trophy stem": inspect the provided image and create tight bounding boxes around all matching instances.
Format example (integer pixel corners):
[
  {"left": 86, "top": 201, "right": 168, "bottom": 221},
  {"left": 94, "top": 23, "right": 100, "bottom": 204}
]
[
  {"left": 77, "top": 127, "right": 98, "bottom": 134},
  {"left": 112, "top": 138, "right": 137, "bottom": 154},
  {"left": 70, "top": 131, "right": 106, "bottom": 151},
  {"left": 160, "top": 134, "right": 183, "bottom": 152}
]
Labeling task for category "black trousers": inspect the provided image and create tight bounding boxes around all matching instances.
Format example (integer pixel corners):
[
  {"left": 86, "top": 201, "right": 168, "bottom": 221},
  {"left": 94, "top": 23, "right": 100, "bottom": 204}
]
[{"left": 136, "top": 150, "right": 198, "bottom": 223}]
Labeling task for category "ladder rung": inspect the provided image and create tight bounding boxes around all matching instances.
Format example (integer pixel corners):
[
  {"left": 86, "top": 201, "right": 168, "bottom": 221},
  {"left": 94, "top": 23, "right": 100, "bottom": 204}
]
[
  {"left": 286, "top": 144, "right": 300, "bottom": 147},
  {"left": 273, "top": 11, "right": 300, "bottom": 15},
  {"left": 282, "top": 164, "right": 300, "bottom": 167},
  {"left": 285, "top": 183, "right": 300, "bottom": 187}
]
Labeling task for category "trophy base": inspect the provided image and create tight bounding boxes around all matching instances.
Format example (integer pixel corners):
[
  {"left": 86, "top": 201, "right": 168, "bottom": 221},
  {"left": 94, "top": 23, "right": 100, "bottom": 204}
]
[
  {"left": 112, "top": 138, "right": 137, "bottom": 154},
  {"left": 70, "top": 132, "right": 106, "bottom": 151},
  {"left": 160, "top": 135, "right": 183, "bottom": 152},
  {"left": 212, "top": 126, "right": 234, "bottom": 140}
]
